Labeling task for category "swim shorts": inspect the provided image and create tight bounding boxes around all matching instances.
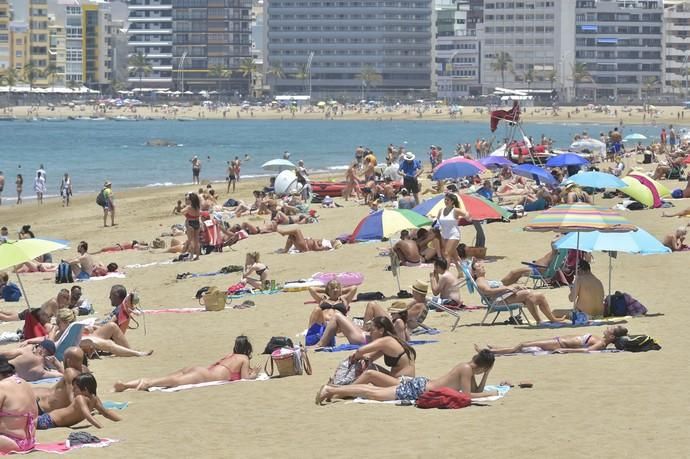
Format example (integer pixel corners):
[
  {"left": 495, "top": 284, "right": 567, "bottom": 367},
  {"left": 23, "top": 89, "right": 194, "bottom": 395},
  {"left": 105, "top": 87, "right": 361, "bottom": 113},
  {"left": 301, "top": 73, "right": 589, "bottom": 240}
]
[
  {"left": 403, "top": 176, "right": 419, "bottom": 194},
  {"left": 305, "top": 323, "right": 335, "bottom": 347},
  {"left": 395, "top": 376, "right": 429, "bottom": 401},
  {"left": 37, "top": 413, "right": 56, "bottom": 430}
]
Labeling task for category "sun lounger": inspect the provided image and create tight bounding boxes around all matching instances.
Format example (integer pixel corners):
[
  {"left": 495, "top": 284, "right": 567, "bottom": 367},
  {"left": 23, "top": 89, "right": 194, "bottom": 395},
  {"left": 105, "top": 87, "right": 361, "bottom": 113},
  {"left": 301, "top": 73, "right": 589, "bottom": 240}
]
[
  {"left": 55, "top": 322, "right": 85, "bottom": 361},
  {"left": 521, "top": 249, "right": 568, "bottom": 289},
  {"left": 427, "top": 297, "right": 461, "bottom": 331}
]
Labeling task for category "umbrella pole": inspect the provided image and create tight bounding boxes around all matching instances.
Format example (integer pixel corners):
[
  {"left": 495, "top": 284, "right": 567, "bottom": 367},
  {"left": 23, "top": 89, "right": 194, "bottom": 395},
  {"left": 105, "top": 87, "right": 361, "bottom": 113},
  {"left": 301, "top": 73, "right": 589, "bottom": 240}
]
[
  {"left": 15, "top": 272, "right": 31, "bottom": 309},
  {"left": 573, "top": 232, "right": 580, "bottom": 312},
  {"left": 389, "top": 240, "right": 402, "bottom": 293},
  {"left": 608, "top": 253, "right": 612, "bottom": 308}
]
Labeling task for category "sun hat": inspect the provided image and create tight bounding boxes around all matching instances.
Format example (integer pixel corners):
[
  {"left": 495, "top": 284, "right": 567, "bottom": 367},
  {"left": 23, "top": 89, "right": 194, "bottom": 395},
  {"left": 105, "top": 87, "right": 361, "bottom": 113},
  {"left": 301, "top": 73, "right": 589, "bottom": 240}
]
[
  {"left": 388, "top": 301, "right": 409, "bottom": 314},
  {"left": 38, "top": 339, "right": 56, "bottom": 356},
  {"left": 411, "top": 280, "right": 428, "bottom": 296},
  {"left": 403, "top": 152, "right": 415, "bottom": 162},
  {"left": 103, "top": 180, "right": 112, "bottom": 187}
]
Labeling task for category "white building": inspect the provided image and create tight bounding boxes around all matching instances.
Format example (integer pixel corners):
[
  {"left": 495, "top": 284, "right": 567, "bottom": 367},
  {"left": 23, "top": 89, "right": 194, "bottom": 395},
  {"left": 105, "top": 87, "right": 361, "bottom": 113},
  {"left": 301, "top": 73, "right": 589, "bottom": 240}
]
[
  {"left": 127, "top": 0, "right": 173, "bottom": 88},
  {"left": 664, "top": 1, "right": 690, "bottom": 97}
]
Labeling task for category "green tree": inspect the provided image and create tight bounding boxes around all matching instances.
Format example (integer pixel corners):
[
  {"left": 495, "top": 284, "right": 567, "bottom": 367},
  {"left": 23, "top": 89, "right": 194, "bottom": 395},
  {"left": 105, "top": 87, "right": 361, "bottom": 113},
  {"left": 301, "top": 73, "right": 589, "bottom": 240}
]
[
  {"left": 523, "top": 67, "right": 535, "bottom": 89},
  {"left": 23, "top": 63, "right": 40, "bottom": 92},
  {"left": 294, "top": 63, "right": 309, "bottom": 93},
  {"left": 546, "top": 70, "right": 557, "bottom": 90},
  {"left": 43, "top": 63, "right": 60, "bottom": 92},
  {"left": 66, "top": 79, "right": 80, "bottom": 91},
  {"left": 571, "top": 62, "right": 592, "bottom": 99},
  {"left": 128, "top": 52, "right": 152, "bottom": 89},
  {"left": 490, "top": 51, "right": 512, "bottom": 88},
  {"left": 358, "top": 65, "right": 382, "bottom": 99},
  {"left": 238, "top": 57, "right": 257, "bottom": 97},
  {"left": 208, "top": 64, "right": 230, "bottom": 95},
  {"left": 643, "top": 76, "right": 659, "bottom": 102},
  {"left": 0, "top": 68, "right": 20, "bottom": 105},
  {"left": 266, "top": 63, "right": 285, "bottom": 93}
]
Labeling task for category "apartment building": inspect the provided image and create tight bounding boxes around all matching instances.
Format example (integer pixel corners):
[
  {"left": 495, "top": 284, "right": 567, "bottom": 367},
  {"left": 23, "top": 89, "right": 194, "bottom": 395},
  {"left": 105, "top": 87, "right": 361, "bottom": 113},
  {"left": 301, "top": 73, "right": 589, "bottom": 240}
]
[
  {"left": 29, "top": 0, "right": 49, "bottom": 84},
  {"left": 574, "top": 0, "right": 663, "bottom": 101},
  {"left": 172, "top": 0, "right": 252, "bottom": 92},
  {"left": 127, "top": 0, "right": 173, "bottom": 88},
  {"left": 9, "top": 21, "right": 28, "bottom": 71},
  {"left": 48, "top": 16, "right": 65, "bottom": 84},
  {"left": 0, "top": 0, "right": 9, "bottom": 71},
  {"left": 265, "top": 0, "right": 434, "bottom": 98},
  {"left": 663, "top": 0, "right": 690, "bottom": 97}
]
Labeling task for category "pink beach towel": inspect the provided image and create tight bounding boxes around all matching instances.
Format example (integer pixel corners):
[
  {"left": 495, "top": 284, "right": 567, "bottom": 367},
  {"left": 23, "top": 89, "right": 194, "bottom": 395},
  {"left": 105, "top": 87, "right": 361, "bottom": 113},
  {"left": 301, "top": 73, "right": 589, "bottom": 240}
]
[{"left": 3, "top": 438, "right": 118, "bottom": 455}]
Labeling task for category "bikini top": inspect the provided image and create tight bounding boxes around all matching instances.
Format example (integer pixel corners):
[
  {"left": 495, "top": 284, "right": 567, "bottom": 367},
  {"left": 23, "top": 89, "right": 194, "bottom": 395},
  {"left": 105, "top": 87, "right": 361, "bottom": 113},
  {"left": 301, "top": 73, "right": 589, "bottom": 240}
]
[
  {"left": 320, "top": 300, "right": 347, "bottom": 316},
  {"left": 384, "top": 350, "right": 407, "bottom": 368},
  {"left": 0, "top": 376, "right": 36, "bottom": 443}
]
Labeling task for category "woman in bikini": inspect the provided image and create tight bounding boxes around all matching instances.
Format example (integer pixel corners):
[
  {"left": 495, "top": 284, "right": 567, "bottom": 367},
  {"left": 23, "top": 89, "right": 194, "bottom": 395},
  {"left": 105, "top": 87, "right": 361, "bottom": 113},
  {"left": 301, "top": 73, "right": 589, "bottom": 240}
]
[
  {"left": 0, "top": 357, "right": 37, "bottom": 453},
  {"left": 182, "top": 193, "right": 201, "bottom": 260},
  {"left": 306, "top": 280, "right": 357, "bottom": 346},
  {"left": 477, "top": 325, "right": 629, "bottom": 355},
  {"left": 342, "top": 161, "right": 362, "bottom": 201},
  {"left": 242, "top": 252, "right": 268, "bottom": 289},
  {"left": 276, "top": 227, "right": 341, "bottom": 253},
  {"left": 113, "top": 335, "right": 258, "bottom": 392}
]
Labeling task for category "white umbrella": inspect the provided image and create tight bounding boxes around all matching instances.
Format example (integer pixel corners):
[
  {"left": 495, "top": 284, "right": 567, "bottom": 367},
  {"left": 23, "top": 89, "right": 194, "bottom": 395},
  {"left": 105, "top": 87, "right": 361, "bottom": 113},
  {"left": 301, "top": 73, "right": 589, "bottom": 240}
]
[{"left": 261, "top": 159, "right": 296, "bottom": 172}]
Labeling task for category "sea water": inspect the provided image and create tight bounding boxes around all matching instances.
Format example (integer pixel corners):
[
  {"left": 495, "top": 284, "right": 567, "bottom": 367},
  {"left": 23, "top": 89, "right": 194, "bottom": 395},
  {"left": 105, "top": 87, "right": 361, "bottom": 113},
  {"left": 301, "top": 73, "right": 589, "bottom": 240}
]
[{"left": 0, "top": 119, "right": 666, "bottom": 194}]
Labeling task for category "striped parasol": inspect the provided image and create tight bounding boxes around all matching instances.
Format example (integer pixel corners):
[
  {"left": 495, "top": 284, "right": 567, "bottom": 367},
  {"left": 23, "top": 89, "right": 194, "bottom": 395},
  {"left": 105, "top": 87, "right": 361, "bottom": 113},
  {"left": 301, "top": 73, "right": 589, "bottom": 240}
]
[
  {"left": 412, "top": 193, "right": 510, "bottom": 223},
  {"left": 351, "top": 209, "right": 432, "bottom": 241},
  {"left": 523, "top": 203, "right": 637, "bottom": 233}
]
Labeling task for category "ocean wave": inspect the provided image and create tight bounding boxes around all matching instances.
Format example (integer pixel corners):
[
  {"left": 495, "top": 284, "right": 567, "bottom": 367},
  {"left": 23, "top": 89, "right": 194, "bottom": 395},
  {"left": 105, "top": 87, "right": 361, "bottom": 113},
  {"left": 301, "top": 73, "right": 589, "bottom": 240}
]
[
  {"left": 326, "top": 165, "right": 349, "bottom": 171},
  {"left": 144, "top": 182, "right": 176, "bottom": 188}
]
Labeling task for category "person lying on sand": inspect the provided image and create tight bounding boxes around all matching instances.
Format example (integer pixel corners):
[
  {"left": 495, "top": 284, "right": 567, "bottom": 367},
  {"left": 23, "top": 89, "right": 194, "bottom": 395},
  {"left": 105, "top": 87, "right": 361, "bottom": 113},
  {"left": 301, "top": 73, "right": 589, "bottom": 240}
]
[
  {"left": 471, "top": 260, "right": 568, "bottom": 324},
  {"left": 33, "top": 347, "right": 88, "bottom": 414},
  {"left": 13, "top": 260, "right": 58, "bottom": 273},
  {"left": 37, "top": 373, "right": 120, "bottom": 430},
  {"left": 236, "top": 221, "right": 278, "bottom": 235},
  {"left": 316, "top": 349, "right": 498, "bottom": 404},
  {"left": 306, "top": 280, "right": 357, "bottom": 345},
  {"left": 276, "top": 227, "right": 342, "bottom": 253},
  {"left": 113, "top": 335, "right": 258, "bottom": 392},
  {"left": 393, "top": 230, "right": 421, "bottom": 265},
  {"left": 0, "top": 340, "right": 61, "bottom": 382},
  {"left": 476, "top": 325, "right": 628, "bottom": 355},
  {"left": 663, "top": 226, "right": 687, "bottom": 251},
  {"left": 662, "top": 208, "right": 690, "bottom": 218},
  {"left": 94, "top": 240, "right": 149, "bottom": 253}
]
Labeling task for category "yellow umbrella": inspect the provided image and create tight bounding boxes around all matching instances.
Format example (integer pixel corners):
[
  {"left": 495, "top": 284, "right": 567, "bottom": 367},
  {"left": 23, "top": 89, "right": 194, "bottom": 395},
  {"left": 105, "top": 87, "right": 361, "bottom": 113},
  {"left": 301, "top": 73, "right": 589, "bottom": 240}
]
[{"left": 620, "top": 176, "right": 654, "bottom": 207}]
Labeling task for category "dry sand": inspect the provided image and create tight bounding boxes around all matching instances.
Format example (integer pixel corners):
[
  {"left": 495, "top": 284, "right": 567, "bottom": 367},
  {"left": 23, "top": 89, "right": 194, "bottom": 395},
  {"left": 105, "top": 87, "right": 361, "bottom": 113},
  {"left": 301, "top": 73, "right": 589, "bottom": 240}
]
[
  {"left": 5, "top": 103, "right": 690, "bottom": 126},
  {"left": 0, "top": 167, "right": 689, "bottom": 458}
]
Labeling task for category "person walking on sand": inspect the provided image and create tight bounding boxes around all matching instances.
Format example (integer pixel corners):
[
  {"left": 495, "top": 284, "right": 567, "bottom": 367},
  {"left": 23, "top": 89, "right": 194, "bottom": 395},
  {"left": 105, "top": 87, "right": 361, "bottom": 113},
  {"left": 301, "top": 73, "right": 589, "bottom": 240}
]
[
  {"left": 101, "top": 181, "right": 116, "bottom": 227},
  {"left": 191, "top": 156, "right": 201, "bottom": 184},
  {"left": 0, "top": 171, "right": 4, "bottom": 206},
  {"left": 15, "top": 174, "right": 23, "bottom": 205},
  {"left": 59, "top": 173, "right": 72, "bottom": 207},
  {"left": 33, "top": 171, "right": 46, "bottom": 205}
]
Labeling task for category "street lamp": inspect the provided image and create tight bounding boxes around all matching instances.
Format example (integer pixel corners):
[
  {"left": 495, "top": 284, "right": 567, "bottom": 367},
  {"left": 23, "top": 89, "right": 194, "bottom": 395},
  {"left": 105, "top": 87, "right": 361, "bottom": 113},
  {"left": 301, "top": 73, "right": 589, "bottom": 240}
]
[
  {"left": 177, "top": 50, "right": 188, "bottom": 92},
  {"left": 306, "top": 51, "right": 314, "bottom": 100}
]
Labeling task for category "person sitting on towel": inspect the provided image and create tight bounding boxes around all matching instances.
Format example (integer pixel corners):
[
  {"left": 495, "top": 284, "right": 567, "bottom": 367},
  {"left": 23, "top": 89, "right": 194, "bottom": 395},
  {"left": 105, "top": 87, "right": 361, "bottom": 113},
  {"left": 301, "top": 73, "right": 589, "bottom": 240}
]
[{"left": 567, "top": 260, "right": 605, "bottom": 317}]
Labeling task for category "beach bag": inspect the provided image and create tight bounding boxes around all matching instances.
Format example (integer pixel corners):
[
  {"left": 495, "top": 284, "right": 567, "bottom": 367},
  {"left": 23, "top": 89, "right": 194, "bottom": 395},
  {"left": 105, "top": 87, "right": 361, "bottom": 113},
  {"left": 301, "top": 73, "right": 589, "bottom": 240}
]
[
  {"left": 355, "top": 291, "right": 385, "bottom": 302},
  {"left": 622, "top": 293, "right": 647, "bottom": 316},
  {"left": 223, "top": 198, "right": 239, "bottom": 207},
  {"left": 416, "top": 387, "right": 471, "bottom": 409},
  {"left": 2, "top": 283, "right": 22, "bottom": 302},
  {"left": 198, "top": 286, "right": 226, "bottom": 311},
  {"left": 265, "top": 345, "right": 312, "bottom": 378},
  {"left": 604, "top": 292, "right": 628, "bottom": 317},
  {"left": 55, "top": 261, "right": 73, "bottom": 284},
  {"left": 331, "top": 357, "right": 368, "bottom": 385},
  {"left": 96, "top": 188, "right": 106, "bottom": 207},
  {"left": 151, "top": 238, "right": 166, "bottom": 249},
  {"left": 614, "top": 335, "right": 661, "bottom": 353},
  {"left": 262, "top": 336, "right": 294, "bottom": 355}
]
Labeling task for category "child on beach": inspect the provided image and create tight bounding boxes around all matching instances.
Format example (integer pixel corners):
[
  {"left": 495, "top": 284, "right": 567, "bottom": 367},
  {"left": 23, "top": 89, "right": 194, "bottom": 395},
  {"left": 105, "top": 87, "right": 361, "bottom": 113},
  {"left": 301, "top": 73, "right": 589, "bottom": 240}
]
[
  {"left": 37, "top": 373, "right": 121, "bottom": 430},
  {"left": 172, "top": 200, "right": 183, "bottom": 215},
  {"left": 242, "top": 252, "right": 269, "bottom": 289}
]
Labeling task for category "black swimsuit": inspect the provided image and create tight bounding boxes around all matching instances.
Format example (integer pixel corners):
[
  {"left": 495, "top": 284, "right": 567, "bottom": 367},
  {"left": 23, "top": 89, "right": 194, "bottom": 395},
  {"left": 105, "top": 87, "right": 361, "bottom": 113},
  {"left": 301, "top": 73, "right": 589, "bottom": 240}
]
[
  {"left": 384, "top": 350, "right": 407, "bottom": 367},
  {"left": 320, "top": 300, "right": 347, "bottom": 316}
]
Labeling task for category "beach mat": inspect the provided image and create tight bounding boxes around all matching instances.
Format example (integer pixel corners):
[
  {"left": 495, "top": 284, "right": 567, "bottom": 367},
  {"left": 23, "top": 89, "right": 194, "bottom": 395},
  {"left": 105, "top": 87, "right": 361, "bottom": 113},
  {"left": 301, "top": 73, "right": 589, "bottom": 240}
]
[
  {"left": 146, "top": 374, "right": 269, "bottom": 393},
  {"left": 228, "top": 288, "right": 282, "bottom": 299},
  {"left": 29, "top": 377, "right": 61, "bottom": 385},
  {"left": 76, "top": 272, "right": 126, "bottom": 282},
  {"left": 497, "top": 348, "right": 622, "bottom": 357},
  {"left": 5, "top": 439, "right": 118, "bottom": 455},
  {"left": 315, "top": 340, "right": 438, "bottom": 353},
  {"left": 517, "top": 318, "right": 628, "bottom": 329},
  {"left": 346, "top": 385, "right": 511, "bottom": 405},
  {"left": 102, "top": 401, "right": 128, "bottom": 410},
  {"left": 125, "top": 261, "right": 173, "bottom": 269}
]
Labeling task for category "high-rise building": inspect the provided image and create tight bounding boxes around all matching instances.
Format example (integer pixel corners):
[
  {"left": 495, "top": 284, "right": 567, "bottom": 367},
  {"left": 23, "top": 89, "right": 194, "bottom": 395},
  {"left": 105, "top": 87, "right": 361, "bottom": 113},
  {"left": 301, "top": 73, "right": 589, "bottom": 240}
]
[
  {"left": 9, "top": 21, "right": 29, "bottom": 71},
  {"left": 127, "top": 0, "right": 173, "bottom": 88},
  {"left": 48, "top": 15, "right": 66, "bottom": 85},
  {"left": 663, "top": 1, "right": 690, "bottom": 97},
  {"left": 0, "top": 0, "right": 10, "bottom": 71},
  {"left": 478, "top": 2, "right": 574, "bottom": 95},
  {"left": 172, "top": 0, "right": 252, "bottom": 93},
  {"left": 574, "top": 0, "right": 663, "bottom": 101},
  {"left": 265, "top": 0, "right": 433, "bottom": 99},
  {"left": 29, "top": 0, "right": 49, "bottom": 83}
]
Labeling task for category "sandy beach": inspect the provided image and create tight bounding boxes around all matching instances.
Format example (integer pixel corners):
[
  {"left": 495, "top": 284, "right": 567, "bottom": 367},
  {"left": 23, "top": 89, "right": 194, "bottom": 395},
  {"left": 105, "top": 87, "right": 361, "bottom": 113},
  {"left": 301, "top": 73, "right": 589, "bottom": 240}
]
[
  {"left": 3, "top": 103, "right": 690, "bottom": 127},
  {"left": 0, "top": 163, "right": 689, "bottom": 458}
]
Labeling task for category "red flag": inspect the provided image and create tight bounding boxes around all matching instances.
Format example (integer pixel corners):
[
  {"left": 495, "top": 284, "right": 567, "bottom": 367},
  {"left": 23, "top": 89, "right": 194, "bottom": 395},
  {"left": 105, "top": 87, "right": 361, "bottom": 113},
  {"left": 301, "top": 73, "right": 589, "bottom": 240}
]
[{"left": 490, "top": 101, "right": 520, "bottom": 132}]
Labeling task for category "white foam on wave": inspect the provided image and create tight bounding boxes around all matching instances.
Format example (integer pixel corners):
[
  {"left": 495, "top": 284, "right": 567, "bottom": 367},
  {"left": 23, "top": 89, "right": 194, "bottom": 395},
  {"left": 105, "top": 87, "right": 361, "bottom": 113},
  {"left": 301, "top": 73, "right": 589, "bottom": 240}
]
[
  {"left": 144, "top": 182, "right": 176, "bottom": 188},
  {"left": 326, "top": 165, "right": 348, "bottom": 171}
]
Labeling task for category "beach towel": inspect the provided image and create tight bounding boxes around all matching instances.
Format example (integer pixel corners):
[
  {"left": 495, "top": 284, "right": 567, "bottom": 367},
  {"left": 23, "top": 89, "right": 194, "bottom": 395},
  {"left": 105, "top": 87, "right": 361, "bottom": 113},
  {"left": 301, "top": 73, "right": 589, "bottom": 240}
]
[
  {"left": 147, "top": 373, "right": 269, "bottom": 392},
  {"left": 0, "top": 331, "right": 21, "bottom": 344},
  {"left": 76, "top": 272, "right": 125, "bottom": 282},
  {"left": 29, "top": 377, "right": 61, "bottom": 385},
  {"left": 176, "top": 266, "right": 243, "bottom": 280},
  {"left": 346, "top": 385, "right": 511, "bottom": 405},
  {"left": 102, "top": 401, "right": 128, "bottom": 410},
  {"left": 519, "top": 318, "right": 628, "bottom": 329},
  {"left": 228, "top": 288, "right": 282, "bottom": 299},
  {"left": 125, "top": 261, "right": 173, "bottom": 269},
  {"left": 496, "top": 348, "right": 622, "bottom": 357},
  {"left": 315, "top": 340, "right": 438, "bottom": 353},
  {"left": 4, "top": 438, "right": 118, "bottom": 455},
  {"left": 411, "top": 327, "right": 441, "bottom": 336}
]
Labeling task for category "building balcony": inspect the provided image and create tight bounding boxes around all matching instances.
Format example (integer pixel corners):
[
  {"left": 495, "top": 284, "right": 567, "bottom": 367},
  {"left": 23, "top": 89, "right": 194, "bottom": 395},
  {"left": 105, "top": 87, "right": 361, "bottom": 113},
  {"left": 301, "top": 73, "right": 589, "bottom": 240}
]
[
  {"left": 129, "top": 5, "right": 172, "bottom": 10},
  {"left": 128, "top": 17, "right": 173, "bottom": 22},
  {"left": 128, "top": 40, "right": 172, "bottom": 46}
]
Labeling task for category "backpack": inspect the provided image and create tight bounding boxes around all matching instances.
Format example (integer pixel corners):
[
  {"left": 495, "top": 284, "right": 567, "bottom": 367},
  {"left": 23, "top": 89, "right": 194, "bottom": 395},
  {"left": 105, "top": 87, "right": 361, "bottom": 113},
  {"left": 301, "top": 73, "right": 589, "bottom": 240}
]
[
  {"left": 416, "top": 387, "right": 471, "bottom": 409},
  {"left": 604, "top": 292, "right": 628, "bottom": 317},
  {"left": 1, "top": 283, "right": 22, "bottom": 302},
  {"left": 55, "top": 261, "right": 74, "bottom": 284},
  {"left": 96, "top": 188, "right": 106, "bottom": 207},
  {"left": 614, "top": 335, "right": 661, "bottom": 353},
  {"left": 262, "top": 336, "right": 294, "bottom": 355}
]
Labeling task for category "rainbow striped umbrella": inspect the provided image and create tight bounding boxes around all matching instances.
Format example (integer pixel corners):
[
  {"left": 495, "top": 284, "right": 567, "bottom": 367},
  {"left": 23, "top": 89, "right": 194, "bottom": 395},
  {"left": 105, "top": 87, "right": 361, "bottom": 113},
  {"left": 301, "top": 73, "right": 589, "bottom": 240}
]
[
  {"left": 412, "top": 193, "right": 510, "bottom": 223},
  {"left": 351, "top": 209, "right": 432, "bottom": 241},
  {"left": 523, "top": 203, "right": 636, "bottom": 233}
]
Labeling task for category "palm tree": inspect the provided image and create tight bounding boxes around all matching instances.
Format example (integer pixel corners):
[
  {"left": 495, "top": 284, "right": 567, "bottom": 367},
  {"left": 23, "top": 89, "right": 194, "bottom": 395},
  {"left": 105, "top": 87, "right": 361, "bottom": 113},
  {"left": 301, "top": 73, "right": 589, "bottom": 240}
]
[
  {"left": 546, "top": 70, "right": 557, "bottom": 90},
  {"left": 643, "top": 76, "right": 659, "bottom": 102},
  {"left": 66, "top": 79, "right": 80, "bottom": 93},
  {"left": 128, "top": 52, "right": 152, "bottom": 89},
  {"left": 671, "top": 80, "right": 682, "bottom": 98},
  {"left": 23, "top": 63, "right": 40, "bottom": 92},
  {"left": 266, "top": 63, "right": 285, "bottom": 93},
  {"left": 523, "top": 67, "right": 535, "bottom": 89},
  {"left": 43, "top": 63, "right": 60, "bottom": 93},
  {"left": 294, "top": 64, "right": 309, "bottom": 93},
  {"left": 571, "top": 62, "right": 592, "bottom": 100},
  {"left": 238, "top": 57, "right": 257, "bottom": 97},
  {"left": 490, "top": 51, "right": 512, "bottom": 88},
  {"left": 208, "top": 64, "right": 230, "bottom": 97},
  {"left": 358, "top": 65, "right": 382, "bottom": 99},
  {"left": 0, "top": 68, "right": 20, "bottom": 105}
]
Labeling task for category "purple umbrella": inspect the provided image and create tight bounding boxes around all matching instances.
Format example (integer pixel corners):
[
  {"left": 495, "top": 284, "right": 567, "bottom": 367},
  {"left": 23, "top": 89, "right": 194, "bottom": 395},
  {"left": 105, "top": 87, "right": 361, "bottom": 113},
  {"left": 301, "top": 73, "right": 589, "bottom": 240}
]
[{"left": 479, "top": 156, "right": 513, "bottom": 168}]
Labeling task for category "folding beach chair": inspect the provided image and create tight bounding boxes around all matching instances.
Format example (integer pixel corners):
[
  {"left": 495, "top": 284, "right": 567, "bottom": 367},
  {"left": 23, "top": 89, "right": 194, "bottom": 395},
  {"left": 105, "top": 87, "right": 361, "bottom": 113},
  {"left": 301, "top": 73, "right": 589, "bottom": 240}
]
[
  {"left": 427, "top": 297, "right": 461, "bottom": 331},
  {"left": 460, "top": 264, "right": 531, "bottom": 326},
  {"left": 54, "top": 322, "right": 85, "bottom": 361},
  {"left": 520, "top": 249, "right": 568, "bottom": 289}
]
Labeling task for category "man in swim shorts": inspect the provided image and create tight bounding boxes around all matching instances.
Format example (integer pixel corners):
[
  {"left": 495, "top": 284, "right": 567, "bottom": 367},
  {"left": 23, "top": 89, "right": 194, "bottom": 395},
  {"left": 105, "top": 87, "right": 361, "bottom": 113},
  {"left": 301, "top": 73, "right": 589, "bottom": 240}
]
[{"left": 33, "top": 347, "right": 87, "bottom": 415}]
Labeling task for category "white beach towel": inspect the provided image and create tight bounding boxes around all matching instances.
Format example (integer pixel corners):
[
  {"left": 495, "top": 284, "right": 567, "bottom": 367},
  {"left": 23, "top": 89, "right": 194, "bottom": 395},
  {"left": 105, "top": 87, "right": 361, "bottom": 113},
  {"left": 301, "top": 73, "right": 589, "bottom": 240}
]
[
  {"left": 125, "top": 260, "right": 173, "bottom": 269},
  {"left": 77, "top": 272, "right": 126, "bottom": 282},
  {"left": 345, "top": 385, "right": 511, "bottom": 405},
  {"left": 147, "top": 373, "right": 269, "bottom": 392}
]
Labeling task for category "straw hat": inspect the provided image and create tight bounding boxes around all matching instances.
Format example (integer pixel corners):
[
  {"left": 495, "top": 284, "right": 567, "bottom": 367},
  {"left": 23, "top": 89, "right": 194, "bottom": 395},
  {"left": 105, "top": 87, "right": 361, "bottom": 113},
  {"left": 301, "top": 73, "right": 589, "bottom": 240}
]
[
  {"left": 403, "top": 152, "right": 415, "bottom": 162},
  {"left": 388, "top": 301, "right": 409, "bottom": 314},
  {"left": 104, "top": 180, "right": 112, "bottom": 187},
  {"left": 411, "top": 280, "right": 428, "bottom": 296}
]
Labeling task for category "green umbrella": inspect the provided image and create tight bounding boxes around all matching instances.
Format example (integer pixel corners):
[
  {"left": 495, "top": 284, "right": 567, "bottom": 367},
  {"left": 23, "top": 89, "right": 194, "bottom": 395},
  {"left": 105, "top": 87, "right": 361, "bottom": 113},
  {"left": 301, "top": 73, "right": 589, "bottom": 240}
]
[{"left": 0, "top": 239, "right": 69, "bottom": 308}]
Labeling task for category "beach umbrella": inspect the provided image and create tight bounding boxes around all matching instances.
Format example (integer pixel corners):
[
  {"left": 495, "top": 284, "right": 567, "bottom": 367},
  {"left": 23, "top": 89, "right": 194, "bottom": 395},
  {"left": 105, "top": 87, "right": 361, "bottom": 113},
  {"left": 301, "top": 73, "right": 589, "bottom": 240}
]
[
  {"left": 567, "top": 171, "right": 627, "bottom": 189},
  {"left": 545, "top": 153, "right": 590, "bottom": 168},
  {"left": 431, "top": 157, "right": 486, "bottom": 180},
  {"left": 412, "top": 193, "right": 509, "bottom": 223},
  {"left": 479, "top": 156, "right": 513, "bottom": 168},
  {"left": 523, "top": 203, "right": 636, "bottom": 233},
  {"left": 623, "top": 133, "right": 647, "bottom": 142},
  {"left": 350, "top": 209, "right": 432, "bottom": 241},
  {"left": 261, "top": 158, "right": 296, "bottom": 172},
  {"left": 554, "top": 228, "right": 669, "bottom": 303},
  {"left": 628, "top": 173, "right": 671, "bottom": 198},
  {"left": 620, "top": 176, "right": 655, "bottom": 208},
  {"left": 0, "top": 239, "right": 68, "bottom": 308},
  {"left": 513, "top": 164, "right": 557, "bottom": 186},
  {"left": 570, "top": 139, "right": 606, "bottom": 157}
]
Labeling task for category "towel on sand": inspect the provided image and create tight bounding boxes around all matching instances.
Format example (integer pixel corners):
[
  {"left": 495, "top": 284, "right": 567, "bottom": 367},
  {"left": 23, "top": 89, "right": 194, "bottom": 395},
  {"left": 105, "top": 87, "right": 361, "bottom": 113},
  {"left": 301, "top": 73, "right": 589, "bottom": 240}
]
[
  {"left": 76, "top": 272, "right": 126, "bottom": 282},
  {"left": 520, "top": 318, "right": 628, "bottom": 329},
  {"left": 6, "top": 439, "right": 118, "bottom": 455},
  {"left": 147, "top": 374, "right": 269, "bottom": 392},
  {"left": 102, "top": 401, "right": 128, "bottom": 410},
  {"left": 29, "top": 377, "right": 62, "bottom": 385},
  {"left": 497, "top": 348, "right": 622, "bottom": 356},
  {"left": 346, "top": 385, "right": 511, "bottom": 405},
  {"left": 315, "top": 340, "right": 438, "bottom": 352}
]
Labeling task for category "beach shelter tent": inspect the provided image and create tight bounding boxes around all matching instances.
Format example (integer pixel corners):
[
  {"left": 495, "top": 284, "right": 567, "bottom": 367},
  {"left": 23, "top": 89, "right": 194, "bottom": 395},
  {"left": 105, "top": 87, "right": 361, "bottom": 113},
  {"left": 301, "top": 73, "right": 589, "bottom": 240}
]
[
  {"left": 628, "top": 173, "right": 671, "bottom": 198},
  {"left": 619, "top": 176, "right": 661, "bottom": 208}
]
